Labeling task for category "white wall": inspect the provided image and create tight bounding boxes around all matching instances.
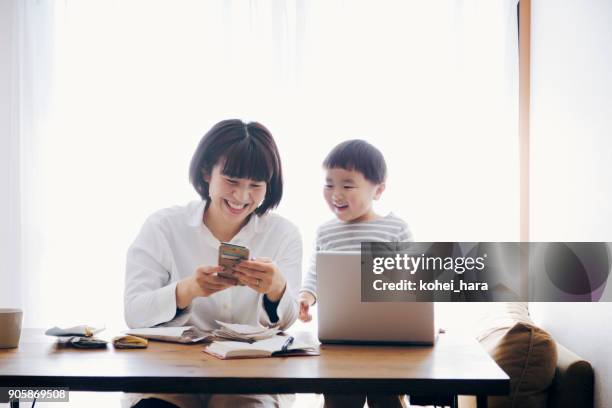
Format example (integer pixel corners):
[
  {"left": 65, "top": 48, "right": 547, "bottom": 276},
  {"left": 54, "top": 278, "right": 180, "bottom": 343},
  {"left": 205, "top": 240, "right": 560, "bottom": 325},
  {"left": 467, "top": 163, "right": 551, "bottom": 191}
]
[{"left": 530, "top": 1, "right": 612, "bottom": 407}]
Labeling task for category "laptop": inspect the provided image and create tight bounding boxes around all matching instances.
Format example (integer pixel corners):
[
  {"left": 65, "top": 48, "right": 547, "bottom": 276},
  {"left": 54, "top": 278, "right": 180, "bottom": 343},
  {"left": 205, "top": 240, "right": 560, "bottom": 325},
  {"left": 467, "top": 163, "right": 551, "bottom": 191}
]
[{"left": 317, "top": 251, "right": 436, "bottom": 345}]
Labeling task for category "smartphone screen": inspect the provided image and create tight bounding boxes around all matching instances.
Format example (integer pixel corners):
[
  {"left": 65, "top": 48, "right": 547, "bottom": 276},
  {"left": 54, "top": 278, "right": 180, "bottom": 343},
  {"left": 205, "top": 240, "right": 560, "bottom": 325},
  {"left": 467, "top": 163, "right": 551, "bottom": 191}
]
[{"left": 218, "top": 243, "right": 250, "bottom": 282}]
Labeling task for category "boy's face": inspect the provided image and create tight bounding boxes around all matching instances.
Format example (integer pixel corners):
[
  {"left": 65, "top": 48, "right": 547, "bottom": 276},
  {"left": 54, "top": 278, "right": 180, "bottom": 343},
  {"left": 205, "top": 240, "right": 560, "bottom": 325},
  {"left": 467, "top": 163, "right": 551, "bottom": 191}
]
[{"left": 323, "top": 167, "right": 385, "bottom": 223}]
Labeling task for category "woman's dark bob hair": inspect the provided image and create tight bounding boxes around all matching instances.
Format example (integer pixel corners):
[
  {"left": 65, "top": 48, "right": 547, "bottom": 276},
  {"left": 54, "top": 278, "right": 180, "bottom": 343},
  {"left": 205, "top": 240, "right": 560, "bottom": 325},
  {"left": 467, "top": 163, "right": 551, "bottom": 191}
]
[{"left": 189, "top": 119, "right": 283, "bottom": 216}]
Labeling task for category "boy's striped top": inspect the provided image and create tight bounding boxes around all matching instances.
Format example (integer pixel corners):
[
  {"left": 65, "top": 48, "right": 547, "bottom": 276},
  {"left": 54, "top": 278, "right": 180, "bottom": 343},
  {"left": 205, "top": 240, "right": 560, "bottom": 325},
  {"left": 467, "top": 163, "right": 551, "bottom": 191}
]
[{"left": 300, "top": 213, "right": 413, "bottom": 300}]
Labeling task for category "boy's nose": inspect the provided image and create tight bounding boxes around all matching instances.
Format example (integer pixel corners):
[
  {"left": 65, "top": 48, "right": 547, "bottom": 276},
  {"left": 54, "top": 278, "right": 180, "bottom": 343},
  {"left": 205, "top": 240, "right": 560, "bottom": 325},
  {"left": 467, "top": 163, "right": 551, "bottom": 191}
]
[{"left": 332, "top": 191, "right": 344, "bottom": 201}]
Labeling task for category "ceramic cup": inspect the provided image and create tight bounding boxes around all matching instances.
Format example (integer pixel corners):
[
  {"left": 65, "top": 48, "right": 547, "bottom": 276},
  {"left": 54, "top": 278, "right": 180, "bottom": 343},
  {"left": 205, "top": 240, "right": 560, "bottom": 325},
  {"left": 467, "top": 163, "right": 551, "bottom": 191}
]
[{"left": 0, "top": 308, "right": 23, "bottom": 348}]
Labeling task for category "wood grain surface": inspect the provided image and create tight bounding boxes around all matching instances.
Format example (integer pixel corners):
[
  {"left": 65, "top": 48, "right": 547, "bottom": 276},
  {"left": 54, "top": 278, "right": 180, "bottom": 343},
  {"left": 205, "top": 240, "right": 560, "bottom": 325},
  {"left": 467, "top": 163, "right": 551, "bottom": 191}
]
[{"left": 0, "top": 329, "right": 508, "bottom": 396}]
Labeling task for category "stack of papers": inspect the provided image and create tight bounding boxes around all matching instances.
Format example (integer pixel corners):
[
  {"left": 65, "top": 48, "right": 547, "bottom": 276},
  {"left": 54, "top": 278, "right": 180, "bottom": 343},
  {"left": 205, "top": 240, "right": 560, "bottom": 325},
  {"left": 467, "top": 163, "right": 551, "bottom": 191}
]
[
  {"left": 125, "top": 326, "right": 211, "bottom": 344},
  {"left": 124, "top": 322, "right": 281, "bottom": 344},
  {"left": 213, "top": 321, "right": 280, "bottom": 342}
]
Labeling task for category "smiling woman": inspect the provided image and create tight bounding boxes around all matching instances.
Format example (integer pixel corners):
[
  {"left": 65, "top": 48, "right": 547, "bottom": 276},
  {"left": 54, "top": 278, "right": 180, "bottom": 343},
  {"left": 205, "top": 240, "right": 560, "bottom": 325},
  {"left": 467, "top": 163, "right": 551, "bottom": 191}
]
[{"left": 123, "top": 119, "right": 301, "bottom": 408}]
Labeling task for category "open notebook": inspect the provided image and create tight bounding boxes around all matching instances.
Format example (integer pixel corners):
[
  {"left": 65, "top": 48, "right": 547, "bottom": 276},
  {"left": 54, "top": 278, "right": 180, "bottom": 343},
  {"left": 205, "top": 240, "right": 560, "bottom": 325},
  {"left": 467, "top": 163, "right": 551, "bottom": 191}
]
[{"left": 204, "top": 334, "right": 319, "bottom": 359}]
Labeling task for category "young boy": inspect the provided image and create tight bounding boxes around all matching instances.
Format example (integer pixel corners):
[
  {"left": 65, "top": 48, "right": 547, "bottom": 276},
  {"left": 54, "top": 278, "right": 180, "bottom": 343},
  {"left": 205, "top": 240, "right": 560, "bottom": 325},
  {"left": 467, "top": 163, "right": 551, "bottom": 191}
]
[{"left": 299, "top": 139, "right": 413, "bottom": 408}]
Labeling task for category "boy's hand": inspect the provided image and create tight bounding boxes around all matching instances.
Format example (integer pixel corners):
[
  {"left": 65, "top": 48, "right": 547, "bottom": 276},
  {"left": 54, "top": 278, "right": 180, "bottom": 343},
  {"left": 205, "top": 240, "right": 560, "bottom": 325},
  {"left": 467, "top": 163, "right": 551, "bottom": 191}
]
[{"left": 298, "top": 292, "right": 315, "bottom": 322}]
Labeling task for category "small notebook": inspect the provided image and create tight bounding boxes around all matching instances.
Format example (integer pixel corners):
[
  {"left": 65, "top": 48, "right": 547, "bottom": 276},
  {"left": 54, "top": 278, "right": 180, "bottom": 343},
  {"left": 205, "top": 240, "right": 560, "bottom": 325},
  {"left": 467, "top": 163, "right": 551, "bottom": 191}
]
[{"left": 204, "top": 335, "right": 319, "bottom": 359}]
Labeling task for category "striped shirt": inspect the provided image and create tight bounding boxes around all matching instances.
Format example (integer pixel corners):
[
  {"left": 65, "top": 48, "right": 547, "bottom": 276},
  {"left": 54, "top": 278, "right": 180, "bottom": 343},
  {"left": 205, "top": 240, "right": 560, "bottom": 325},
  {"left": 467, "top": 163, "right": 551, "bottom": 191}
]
[{"left": 300, "top": 213, "right": 413, "bottom": 300}]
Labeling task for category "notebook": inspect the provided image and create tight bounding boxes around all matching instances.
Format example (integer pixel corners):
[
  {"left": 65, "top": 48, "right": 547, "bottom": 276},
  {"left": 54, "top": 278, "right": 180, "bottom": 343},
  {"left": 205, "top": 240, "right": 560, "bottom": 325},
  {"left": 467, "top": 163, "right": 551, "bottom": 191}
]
[{"left": 203, "top": 334, "right": 319, "bottom": 359}]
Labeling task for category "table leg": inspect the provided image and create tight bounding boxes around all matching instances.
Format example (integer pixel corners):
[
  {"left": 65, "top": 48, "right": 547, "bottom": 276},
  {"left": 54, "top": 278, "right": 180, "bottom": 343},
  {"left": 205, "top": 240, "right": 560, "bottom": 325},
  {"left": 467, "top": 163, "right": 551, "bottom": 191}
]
[{"left": 476, "top": 395, "right": 488, "bottom": 408}]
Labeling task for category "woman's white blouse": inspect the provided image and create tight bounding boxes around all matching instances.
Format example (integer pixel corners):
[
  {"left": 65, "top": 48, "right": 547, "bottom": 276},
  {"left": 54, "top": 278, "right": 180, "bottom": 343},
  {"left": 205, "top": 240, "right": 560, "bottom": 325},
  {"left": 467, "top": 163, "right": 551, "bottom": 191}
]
[{"left": 124, "top": 200, "right": 302, "bottom": 331}]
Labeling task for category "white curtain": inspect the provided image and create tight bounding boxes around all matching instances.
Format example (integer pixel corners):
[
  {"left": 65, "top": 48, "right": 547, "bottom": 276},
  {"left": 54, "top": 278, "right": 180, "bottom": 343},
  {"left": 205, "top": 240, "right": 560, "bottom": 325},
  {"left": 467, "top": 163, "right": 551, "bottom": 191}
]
[
  {"left": 1, "top": 0, "right": 56, "bottom": 312},
  {"left": 3, "top": 0, "right": 519, "bottom": 331}
]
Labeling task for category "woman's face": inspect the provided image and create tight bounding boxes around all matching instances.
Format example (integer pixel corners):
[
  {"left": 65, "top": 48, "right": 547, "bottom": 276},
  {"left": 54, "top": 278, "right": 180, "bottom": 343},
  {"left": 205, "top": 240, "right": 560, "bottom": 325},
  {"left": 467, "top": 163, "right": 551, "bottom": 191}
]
[{"left": 206, "top": 163, "right": 267, "bottom": 226}]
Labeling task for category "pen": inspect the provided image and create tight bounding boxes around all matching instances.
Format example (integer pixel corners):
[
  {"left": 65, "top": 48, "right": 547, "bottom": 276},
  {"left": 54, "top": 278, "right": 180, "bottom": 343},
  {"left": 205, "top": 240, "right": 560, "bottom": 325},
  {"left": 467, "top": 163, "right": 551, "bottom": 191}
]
[{"left": 281, "top": 336, "right": 294, "bottom": 352}]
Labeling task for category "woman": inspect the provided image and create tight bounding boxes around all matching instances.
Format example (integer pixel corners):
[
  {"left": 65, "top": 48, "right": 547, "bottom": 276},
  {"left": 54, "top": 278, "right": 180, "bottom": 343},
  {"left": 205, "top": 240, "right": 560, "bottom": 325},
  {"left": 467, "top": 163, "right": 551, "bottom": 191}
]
[{"left": 124, "top": 119, "right": 302, "bottom": 408}]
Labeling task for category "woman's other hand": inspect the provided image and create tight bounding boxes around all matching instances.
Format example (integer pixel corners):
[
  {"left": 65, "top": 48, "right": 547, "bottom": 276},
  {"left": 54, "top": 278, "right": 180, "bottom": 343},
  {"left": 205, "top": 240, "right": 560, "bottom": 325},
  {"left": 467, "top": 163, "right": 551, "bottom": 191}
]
[
  {"left": 176, "top": 265, "right": 237, "bottom": 309},
  {"left": 233, "top": 258, "right": 286, "bottom": 302},
  {"left": 298, "top": 292, "right": 315, "bottom": 322}
]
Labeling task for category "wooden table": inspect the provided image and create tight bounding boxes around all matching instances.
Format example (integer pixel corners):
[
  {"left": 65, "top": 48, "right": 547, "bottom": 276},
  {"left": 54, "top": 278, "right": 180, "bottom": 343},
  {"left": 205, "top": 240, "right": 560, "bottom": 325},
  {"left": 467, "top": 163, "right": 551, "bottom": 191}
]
[{"left": 0, "top": 329, "right": 509, "bottom": 407}]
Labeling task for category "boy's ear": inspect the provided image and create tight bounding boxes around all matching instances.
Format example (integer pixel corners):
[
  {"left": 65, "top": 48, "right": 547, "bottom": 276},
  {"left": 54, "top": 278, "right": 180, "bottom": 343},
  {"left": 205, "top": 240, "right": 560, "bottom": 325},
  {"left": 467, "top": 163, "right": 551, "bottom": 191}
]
[{"left": 373, "top": 182, "right": 386, "bottom": 200}]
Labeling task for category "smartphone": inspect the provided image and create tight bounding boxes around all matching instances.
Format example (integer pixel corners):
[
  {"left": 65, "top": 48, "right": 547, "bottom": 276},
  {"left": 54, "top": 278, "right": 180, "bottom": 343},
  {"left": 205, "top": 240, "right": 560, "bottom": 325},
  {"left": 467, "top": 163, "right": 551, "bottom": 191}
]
[{"left": 218, "top": 242, "right": 250, "bottom": 282}]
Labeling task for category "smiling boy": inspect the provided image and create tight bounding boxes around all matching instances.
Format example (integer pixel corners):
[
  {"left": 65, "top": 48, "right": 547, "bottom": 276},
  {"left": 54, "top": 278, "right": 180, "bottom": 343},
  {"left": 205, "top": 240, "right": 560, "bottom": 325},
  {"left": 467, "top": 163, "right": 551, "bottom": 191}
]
[
  {"left": 299, "top": 139, "right": 413, "bottom": 408},
  {"left": 299, "top": 139, "right": 413, "bottom": 314}
]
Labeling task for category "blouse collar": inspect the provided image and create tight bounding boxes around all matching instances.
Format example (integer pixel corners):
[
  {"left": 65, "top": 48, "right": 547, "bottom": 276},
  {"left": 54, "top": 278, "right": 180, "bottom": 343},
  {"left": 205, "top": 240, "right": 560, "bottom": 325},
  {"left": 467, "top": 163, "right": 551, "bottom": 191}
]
[{"left": 187, "top": 200, "right": 261, "bottom": 245}]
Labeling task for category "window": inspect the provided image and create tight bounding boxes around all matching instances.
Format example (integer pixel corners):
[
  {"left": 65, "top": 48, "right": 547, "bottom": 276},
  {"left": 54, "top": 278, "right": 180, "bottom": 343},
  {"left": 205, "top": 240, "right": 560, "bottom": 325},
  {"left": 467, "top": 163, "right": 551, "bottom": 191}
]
[{"left": 5, "top": 1, "right": 519, "bottom": 334}]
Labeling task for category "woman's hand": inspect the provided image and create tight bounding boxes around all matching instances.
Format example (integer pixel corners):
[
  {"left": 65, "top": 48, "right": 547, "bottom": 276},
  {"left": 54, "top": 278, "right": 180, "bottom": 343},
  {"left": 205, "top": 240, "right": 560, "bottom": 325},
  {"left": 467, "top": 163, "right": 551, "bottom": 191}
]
[
  {"left": 298, "top": 292, "right": 315, "bottom": 322},
  {"left": 176, "top": 265, "right": 237, "bottom": 309},
  {"left": 233, "top": 258, "right": 287, "bottom": 302}
]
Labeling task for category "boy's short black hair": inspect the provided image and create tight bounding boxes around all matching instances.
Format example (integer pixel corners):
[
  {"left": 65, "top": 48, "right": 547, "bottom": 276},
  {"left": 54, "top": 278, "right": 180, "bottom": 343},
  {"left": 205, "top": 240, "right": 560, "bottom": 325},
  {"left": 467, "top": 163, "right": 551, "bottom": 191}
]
[
  {"left": 189, "top": 119, "right": 283, "bottom": 215},
  {"left": 323, "top": 139, "right": 387, "bottom": 184}
]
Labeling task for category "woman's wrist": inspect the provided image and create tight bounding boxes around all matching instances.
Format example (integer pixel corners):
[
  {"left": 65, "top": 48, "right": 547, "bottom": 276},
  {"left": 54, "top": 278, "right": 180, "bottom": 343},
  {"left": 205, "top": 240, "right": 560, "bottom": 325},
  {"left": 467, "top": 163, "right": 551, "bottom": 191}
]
[
  {"left": 266, "top": 280, "right": 286, "bottom": 303},
  {"left": 176, "top": 276, "right": 196, "bottom": 309}
]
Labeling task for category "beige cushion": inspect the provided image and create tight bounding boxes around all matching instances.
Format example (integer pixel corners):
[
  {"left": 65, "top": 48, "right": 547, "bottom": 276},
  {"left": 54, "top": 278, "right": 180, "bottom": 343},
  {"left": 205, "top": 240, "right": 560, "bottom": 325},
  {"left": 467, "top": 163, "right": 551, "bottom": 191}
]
[{"left": 459, "top": 303, "right": 557, "bottom": 408}]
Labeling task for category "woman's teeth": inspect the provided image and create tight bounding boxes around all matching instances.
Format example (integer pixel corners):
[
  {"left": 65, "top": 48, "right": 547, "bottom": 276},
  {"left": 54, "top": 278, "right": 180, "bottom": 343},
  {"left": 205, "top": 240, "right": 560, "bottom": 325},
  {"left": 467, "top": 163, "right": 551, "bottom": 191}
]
[{"left": 225, "top": 200, "right": 247, "bottom": 210}]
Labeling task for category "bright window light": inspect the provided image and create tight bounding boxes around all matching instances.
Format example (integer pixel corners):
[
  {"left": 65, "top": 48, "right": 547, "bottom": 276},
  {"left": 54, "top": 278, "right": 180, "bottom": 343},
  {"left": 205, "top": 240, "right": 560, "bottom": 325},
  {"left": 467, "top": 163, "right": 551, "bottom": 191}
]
[{"left": 15, "top": 1, "right": 518, "bottom": 335}]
